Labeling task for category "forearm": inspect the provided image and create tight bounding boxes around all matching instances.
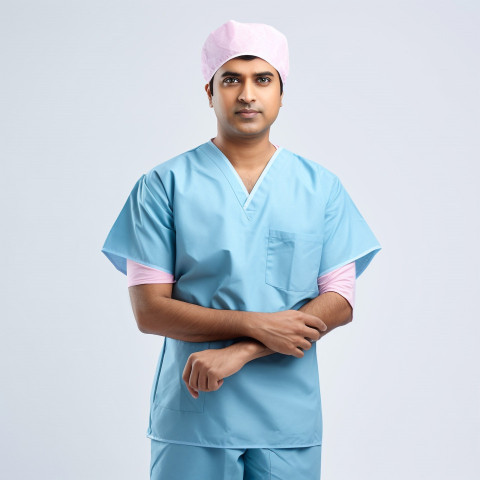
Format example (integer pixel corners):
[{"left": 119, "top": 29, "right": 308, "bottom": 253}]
[
  {"left": 236, "top": 291, "right": 353, "bottom": 363},
  {"left": 299, "top": 291, "right": 353, "bottom": 335},
  {"left": 138, "top": 295, "right": 258, "bottom": 343},
  {"left": 137, "top": 288, "right": 351, "bottom": 348}
]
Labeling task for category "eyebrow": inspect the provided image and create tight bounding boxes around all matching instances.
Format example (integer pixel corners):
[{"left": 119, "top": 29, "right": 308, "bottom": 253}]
[{"left": 220, "top": 71, "right": 275, "bottom": 78}]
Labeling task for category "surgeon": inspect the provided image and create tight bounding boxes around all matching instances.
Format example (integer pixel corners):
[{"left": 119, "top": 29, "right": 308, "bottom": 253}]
[{"left": 101, "top": 19, "right": 382, "bottom": 480}]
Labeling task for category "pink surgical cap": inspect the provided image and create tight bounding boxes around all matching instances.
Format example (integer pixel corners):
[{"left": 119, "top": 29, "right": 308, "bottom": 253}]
[{"left": 201, "top": 20, "right": 289, "bottom": 86}]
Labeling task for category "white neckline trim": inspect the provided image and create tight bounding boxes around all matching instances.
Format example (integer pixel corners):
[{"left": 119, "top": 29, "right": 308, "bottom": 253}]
[{"left": 209, "top": 140, "right": 282, "bottom": 209}]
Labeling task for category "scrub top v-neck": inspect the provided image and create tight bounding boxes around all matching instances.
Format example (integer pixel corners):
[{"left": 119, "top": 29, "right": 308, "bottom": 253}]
[
  {"left": 101, "top": 139, "right": 382, "bottom": 448},
  {"left": 203, "top": 139, "right": 283, "bottom": 218}
]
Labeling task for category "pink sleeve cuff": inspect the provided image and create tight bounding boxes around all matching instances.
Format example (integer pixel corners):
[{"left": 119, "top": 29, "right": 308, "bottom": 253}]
[
  {"left": 126, "top": 258, "right": 176, "bottom": 287},
  {"left": 317, "top": 262, "right": 356, "bottom": 319}
]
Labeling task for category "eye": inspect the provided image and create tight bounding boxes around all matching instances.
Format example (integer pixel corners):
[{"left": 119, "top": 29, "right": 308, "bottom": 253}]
[
  {"left": 223, "top": 77, "right": 239, "bottom": 84},
  {"left": 257, "top": 77, "right": 271, "bottom": 84}
]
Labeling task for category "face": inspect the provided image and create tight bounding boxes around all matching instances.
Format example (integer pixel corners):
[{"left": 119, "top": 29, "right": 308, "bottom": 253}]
[{"left": 205, "top": 57, "right": 283, "bottom": 139}]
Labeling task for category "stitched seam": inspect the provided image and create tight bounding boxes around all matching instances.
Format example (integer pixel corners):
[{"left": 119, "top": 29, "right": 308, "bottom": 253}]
[{"left": 269, "top": 449, "right": 272, "bottom": 480}]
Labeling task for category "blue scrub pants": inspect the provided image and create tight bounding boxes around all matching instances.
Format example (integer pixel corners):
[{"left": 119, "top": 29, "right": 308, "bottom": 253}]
[{"left": 150, "top": 439, "right": 322, "bottom": 480}]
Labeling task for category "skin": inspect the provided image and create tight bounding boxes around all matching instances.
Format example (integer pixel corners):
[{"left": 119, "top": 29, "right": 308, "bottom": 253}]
[
  {"left": 180, "top": 57, "right": 353, "bottom": 398},
  {"left": 204, "top": 57, "right": 283, "bottom": 176},
  {"left": 182, "top": 292, "right": 352, "bottom": 398}
]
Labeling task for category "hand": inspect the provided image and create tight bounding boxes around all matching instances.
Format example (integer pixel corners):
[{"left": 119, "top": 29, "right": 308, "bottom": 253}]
[
  {"left": 182, "top": 345, "right": 248, "bottom": 399},
  {"left": 249, "top": 310, "right": 327, "bottom": 358}
]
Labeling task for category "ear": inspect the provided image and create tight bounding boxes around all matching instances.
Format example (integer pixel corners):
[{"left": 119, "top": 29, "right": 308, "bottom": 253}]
[{"left": 205, "top": 83, "right": 213, "bottom": 107}]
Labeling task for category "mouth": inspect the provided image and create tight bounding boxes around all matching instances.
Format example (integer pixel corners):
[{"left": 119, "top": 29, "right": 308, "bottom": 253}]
[{"left": 236, "top": 109, "right": 260, "bottom": 118}]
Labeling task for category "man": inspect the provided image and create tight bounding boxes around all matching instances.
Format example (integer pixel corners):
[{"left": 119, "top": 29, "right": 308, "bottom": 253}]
[{"left": 101, "top": 19, "right": 382, "bottom": 480}]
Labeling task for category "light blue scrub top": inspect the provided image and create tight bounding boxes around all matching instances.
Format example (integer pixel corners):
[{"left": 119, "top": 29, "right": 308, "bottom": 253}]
[{"left": 101, "top": 139, "right": 382, "bottom": 448}]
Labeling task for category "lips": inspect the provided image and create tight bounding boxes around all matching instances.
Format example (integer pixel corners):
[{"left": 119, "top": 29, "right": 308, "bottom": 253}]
[{"left": 236, "top": 109, "right": 260, "bottom": 118}]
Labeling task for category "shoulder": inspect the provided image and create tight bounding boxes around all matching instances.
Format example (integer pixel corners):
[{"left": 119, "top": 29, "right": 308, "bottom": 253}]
[
  {"left": 281, "top": 147, "right": 340, "bottom": 198},
  {"left": 282, "top": 147, "right": 338, "bottom": 181},
  {"left": 149, "top": 144, "right": 201, "bottom": 178},
  {"left": 142, "top": 143, "right": 204, "bottom": 198}
]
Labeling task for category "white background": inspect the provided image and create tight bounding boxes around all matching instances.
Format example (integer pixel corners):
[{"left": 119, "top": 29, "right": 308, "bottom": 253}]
[{"left": 1, "top": 0, "right": 478, "bottom": 478}]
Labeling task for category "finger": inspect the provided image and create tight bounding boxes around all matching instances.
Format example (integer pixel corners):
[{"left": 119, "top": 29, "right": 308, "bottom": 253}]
[
  {"left": 307, "top": 326, "right": 322, "bottom": 341},
  {"left": 299, "top": 338, "right": 313, "bottom": 350},
  {"left": 293, "top": 347, "right": 304, "bottom": 358},
  {"left": 296, "top": 336, "right": 313, "bottom": 351},
  {"left": 190, "top": 365, "right": 200, "bottom": 391},
  {"left": 185, "top": 381, "right": 199, "bottom": 398},
  {"left": 208, "top": 372, "right": 223, "bottom": 391},
  {"left": 296, "top": 349, "right": 305, "bottom": 358},
  {"left": 304, "top": 314, "right": 328, "bottom": 332},
  {"left": 312, "top": 322, "right": 327, "bottom": 332},
  {"left": 198, "top": 370, "right": 208, "bottom": 392},
  {"left": 182, "top": 364, "right": 198, "bottom": 398},
  {"left": 182, "top": 358, "right": 192, "bottom": 384},
  {"left": 207, "top": 372, "right": 214, "bottom": 391}
]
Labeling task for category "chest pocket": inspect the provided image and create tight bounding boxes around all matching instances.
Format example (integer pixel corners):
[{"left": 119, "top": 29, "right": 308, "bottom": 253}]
[{"left": 265, "top": 229, "right": 323, "bottom": 292}]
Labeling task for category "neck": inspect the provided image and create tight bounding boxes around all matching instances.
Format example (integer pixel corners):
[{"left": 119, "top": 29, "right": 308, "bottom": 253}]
[{"left": 211, "top": 133, "right": 277, "bottom": 170}]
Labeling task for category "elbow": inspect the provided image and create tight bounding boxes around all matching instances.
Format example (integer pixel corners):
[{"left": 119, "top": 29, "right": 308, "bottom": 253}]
[
  {"left": 137, "top": 318, "right": 149, "bottom": 334},
  {"left": 128, "top": 288, "right": 172, "bottom": 336},
  {"left": 135, "top": 308, "right": 167, "bottom": 336},
  {"left": 134, "top": 311, "right": 149, "bottom": 333},
  {"left": 343, "top": 304, "right": 353, "bottom": 325},
  {"left": 132, "top": 306, "right": 155, "bottom": 334},
  {"left": 128, "top": 293, "right": 149, "bottom": 333}
]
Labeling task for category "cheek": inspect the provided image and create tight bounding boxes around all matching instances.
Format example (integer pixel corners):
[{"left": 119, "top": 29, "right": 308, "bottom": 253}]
[
  {"left": 265, "top": 102, "right": 281, "bottom": 116},
  {"left": 211, "top": 98, "right": 226, "bottom": 116},
  {"left": 213, "top": 96, "right": 231, "bottom": 113}
]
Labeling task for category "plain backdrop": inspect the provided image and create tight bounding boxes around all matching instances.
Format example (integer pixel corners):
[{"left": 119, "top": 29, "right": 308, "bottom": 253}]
[{"left": 1, "top": 1, "right": 479, "bottom": 479}]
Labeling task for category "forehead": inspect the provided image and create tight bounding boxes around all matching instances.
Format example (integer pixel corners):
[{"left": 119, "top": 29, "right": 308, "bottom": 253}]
[{"left": 216, "top": 57, "right": 277, "bottom": 77}]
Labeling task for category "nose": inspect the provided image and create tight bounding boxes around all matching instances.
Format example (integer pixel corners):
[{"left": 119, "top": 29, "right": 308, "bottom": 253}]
[{"left": 238, "top": 79, "right": 256, "bottom": 104}]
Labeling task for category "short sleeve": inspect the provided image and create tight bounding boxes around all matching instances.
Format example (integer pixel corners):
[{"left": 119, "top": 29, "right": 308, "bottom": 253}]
[
  {"left": 126, "top": 258, "right": 176, "bottom": 286},
  {"left": 318, "top": 176, "right": 381, "bottom": 279},
  {"left": 317, "top": 261, "right": 356, "bottom": 309},
  {"left": 101, "top": 172, "right": 176, "bottom": 276},
  {"left": 317, "top": 261, "right": 356, "bottom": 319}
]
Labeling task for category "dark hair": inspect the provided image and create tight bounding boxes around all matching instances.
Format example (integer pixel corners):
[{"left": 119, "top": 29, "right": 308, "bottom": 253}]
[{"left": 209, "top": 55, "right": 283, "bottom": 96}]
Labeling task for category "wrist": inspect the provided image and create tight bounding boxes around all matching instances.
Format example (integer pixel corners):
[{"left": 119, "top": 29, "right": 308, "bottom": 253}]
[
  {"left": 239, "top": 311, "right": 260, "bottom": 339},
  {"left": 236, "top": 338, "right": 271, "bottom": 361},
  {"left": 228, "top": 338, "right": 263, "bottom": 364}
]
